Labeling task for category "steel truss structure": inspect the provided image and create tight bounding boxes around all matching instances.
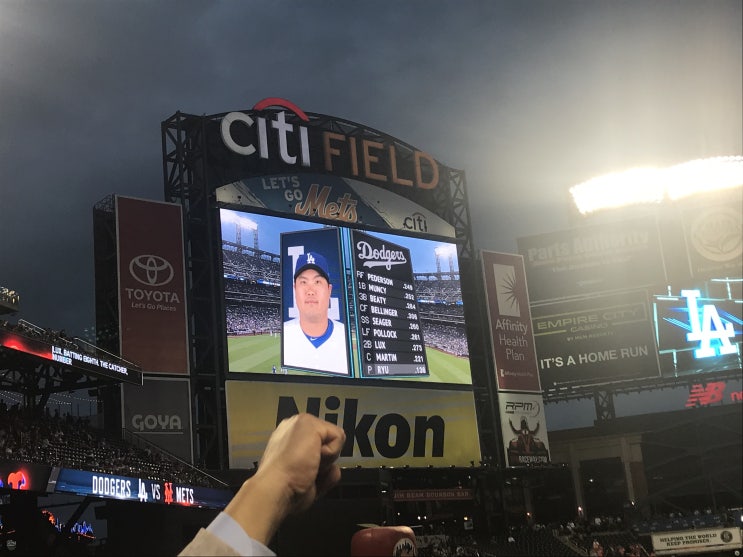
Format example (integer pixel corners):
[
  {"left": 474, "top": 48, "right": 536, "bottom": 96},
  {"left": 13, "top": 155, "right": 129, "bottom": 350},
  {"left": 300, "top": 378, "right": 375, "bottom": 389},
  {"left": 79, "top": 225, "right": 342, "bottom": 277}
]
[
  {"left": 0, "top": 350, "right": 117, "bottom": 414},
  {"left": 544, "top": 367, "right": 743, "bottom": 421}
]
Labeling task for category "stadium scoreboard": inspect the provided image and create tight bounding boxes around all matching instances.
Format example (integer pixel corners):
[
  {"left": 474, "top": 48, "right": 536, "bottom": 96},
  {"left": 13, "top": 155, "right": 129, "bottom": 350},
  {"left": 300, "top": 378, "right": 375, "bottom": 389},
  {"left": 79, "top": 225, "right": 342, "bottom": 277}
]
[
  {"left": 163, "top": 99, "right": 483, "bottom": 467},
  {"left": 352, "top": 231, "right": 429, "bottom": 377}
]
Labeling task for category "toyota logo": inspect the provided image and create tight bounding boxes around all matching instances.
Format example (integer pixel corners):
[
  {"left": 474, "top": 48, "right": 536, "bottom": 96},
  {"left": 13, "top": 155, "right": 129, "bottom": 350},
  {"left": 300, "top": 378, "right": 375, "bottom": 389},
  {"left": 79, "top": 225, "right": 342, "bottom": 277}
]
[{"left": 129, "top": 255, "right": 174, "bottom": 286}]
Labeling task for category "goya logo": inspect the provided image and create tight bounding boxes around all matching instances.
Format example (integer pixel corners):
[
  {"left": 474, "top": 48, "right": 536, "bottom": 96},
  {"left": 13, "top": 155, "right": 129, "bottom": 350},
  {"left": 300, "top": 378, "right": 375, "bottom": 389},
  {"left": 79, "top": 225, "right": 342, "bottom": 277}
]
[
  {"left": 131, "top": 413, "right": 183, "bottom": 432},
  {"left": 277, "top": 396, "right": 444, "bottom": 459}
]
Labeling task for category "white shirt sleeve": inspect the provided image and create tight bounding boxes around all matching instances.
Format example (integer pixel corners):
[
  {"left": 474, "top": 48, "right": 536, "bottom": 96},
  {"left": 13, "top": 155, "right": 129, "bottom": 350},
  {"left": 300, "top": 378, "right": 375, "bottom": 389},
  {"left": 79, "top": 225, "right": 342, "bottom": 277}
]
[{"left": 206, "top": 512, "right": 276, "bottom": 556}]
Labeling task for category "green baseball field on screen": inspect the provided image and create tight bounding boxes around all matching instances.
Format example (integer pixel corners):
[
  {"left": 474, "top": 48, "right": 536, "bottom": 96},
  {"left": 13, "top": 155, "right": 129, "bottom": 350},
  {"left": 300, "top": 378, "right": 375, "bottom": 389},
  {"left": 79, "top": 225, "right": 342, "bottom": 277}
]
[{"left": 227, "top": 333, "right": 472, "bottom": 384}]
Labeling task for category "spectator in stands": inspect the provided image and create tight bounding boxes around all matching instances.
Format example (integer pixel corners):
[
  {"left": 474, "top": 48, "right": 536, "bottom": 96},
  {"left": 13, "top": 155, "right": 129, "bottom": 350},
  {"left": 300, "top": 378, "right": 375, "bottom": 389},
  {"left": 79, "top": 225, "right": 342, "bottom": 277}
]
[
  {"left": 282, "top": 252, "right": 349, "bottom": 375},
  {"left": 179, "top": 413, "right": 345, "bottom": 556}
]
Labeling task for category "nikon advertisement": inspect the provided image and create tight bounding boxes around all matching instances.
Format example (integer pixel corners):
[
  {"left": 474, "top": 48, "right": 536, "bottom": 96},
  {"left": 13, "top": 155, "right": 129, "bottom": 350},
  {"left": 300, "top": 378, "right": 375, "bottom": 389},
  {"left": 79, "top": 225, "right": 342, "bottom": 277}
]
[{"left": 225, "top": 380, "right": 481, "bottom": 468}]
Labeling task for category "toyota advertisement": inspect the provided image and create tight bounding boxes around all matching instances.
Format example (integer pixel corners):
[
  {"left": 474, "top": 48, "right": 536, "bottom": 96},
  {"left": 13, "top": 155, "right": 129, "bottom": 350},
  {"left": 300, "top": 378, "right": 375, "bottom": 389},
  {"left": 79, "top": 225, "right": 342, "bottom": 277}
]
[{"left": 116, "top": 196, "right": 189, "bottom": 374}]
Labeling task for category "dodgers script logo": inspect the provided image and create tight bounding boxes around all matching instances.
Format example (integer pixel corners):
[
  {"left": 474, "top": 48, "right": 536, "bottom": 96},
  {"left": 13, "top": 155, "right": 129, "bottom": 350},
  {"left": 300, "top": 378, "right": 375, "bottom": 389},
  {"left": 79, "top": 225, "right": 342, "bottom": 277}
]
[
  {"left": 129, "top": 255, "right": 174, "bottom": 287},
  {"left": 356, "top": 241, "right": 407, "bottom": 270}
]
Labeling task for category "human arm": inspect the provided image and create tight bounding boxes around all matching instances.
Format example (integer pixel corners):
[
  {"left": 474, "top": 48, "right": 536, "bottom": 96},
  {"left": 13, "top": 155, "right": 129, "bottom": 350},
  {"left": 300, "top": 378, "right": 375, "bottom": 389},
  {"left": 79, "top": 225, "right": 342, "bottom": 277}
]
[{"left": 223, "top": 413, "right": 345, "bottom": 545}]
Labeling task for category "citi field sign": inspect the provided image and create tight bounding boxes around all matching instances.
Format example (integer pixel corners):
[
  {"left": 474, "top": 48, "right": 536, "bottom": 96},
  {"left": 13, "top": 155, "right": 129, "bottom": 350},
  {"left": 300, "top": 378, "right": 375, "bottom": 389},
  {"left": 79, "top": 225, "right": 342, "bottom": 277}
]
[
  {"left": 217, "top": 98, "right": 442, "bottom": 192},
  {"left": 208, "top": 98, "right": 459, "bottom": 237}
]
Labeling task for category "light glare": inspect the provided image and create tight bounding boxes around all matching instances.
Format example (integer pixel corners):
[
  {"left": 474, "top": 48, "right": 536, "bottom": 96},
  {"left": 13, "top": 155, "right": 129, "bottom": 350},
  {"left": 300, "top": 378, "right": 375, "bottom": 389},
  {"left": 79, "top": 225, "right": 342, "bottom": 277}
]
[{"left": 570, "top": 156, "right": 743, "bottom": 214}]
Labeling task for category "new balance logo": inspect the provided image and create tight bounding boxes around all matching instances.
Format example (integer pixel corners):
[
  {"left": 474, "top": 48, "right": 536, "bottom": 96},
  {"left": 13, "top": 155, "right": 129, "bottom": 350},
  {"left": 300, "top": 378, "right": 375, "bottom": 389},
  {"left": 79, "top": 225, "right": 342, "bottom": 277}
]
[{"left": 685, "top": 382, "right": 726, "bottom": 407}]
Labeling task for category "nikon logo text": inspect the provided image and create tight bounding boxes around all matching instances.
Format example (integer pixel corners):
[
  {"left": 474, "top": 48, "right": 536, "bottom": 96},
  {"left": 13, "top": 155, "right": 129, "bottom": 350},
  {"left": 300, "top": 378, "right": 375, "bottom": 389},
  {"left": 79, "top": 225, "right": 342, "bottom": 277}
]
[{"left": 277, "top": 396, "right": 444, "bottom": 459}]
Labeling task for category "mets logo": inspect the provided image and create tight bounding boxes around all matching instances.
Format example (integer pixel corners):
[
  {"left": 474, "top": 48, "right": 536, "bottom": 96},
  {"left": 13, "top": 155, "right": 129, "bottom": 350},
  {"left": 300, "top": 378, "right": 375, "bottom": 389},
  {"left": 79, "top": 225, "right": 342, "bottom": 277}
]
[{"left": 129, "top": 255, "right": 174, "bottom": 287}]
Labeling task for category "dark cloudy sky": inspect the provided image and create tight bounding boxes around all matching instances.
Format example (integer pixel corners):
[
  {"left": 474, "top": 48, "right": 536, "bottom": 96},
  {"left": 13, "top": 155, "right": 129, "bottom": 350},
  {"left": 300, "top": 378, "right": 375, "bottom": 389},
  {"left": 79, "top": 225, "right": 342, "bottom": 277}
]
[{"left": 1, "top": 0, "right": 741, "bottom": 334}]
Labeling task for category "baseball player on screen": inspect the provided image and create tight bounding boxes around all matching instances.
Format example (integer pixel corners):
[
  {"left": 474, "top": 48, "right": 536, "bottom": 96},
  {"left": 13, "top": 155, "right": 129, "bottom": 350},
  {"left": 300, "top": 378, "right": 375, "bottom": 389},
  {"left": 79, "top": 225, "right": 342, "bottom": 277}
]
[{"left": 283, "top": 251, "right": 349, "bottom": 375}]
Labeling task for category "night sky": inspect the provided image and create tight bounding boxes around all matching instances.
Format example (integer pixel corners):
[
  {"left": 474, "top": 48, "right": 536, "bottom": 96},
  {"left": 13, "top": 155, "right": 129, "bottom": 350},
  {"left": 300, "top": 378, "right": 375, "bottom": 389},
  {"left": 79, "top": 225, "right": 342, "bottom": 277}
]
[{"left": 1, "top": 0, "right": 740, "bottom": 338}]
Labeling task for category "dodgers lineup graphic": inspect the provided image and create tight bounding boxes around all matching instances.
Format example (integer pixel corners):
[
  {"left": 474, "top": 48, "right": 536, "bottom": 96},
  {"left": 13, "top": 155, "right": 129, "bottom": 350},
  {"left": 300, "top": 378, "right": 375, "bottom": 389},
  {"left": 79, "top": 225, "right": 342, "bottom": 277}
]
[{"left": 351, "top": 230, "right": 429, "bottom": 378}]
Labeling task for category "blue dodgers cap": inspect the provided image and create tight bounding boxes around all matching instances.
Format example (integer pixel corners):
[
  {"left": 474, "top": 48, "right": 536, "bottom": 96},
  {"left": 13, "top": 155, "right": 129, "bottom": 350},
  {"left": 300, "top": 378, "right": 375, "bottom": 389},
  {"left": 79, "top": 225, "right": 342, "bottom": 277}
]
[{"left": 293, "top": 251, "right": 331, "bottom": 282}]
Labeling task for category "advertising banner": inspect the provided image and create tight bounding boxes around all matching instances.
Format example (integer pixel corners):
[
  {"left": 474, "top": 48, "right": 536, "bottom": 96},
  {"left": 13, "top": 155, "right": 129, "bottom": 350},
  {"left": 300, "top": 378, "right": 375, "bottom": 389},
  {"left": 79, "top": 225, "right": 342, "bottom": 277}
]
[
  {"left": 682, "top": 204, "right": 743, "bottom": 280},
  {"left": 0, "top": 328, "right": 141, "bottom": 385},
  {"left": 684, "top": 379, "right": 743, "bottom": 408},
  {"left": 651, "top": 527, "right": 742, "bottom": 555},
  {"left": 532, "top": 290, "right": 660, "bottom": 388},
  {"left": 517, "top": 216, "right": 666, "bottom": 302},
  {"left": 481, "top": 251, "right": 541, "bottom": 392},
  {"left": 116, "top": 196, "right": 189, "bottom": 374},
  {"left": 225, "top": 380, "right": 481, "bottom": 468},
  {"left": 121, "top": 377, "right": 193, "bottom": 463},
  {"left": 392, "top": 488, "right": 474, "bottom": 502},
  {"left": 216, "top": 175, "right": 455, "bottom": 238},
  {"left": 497, "top": 391, "right": 550, "bottom": 467}
]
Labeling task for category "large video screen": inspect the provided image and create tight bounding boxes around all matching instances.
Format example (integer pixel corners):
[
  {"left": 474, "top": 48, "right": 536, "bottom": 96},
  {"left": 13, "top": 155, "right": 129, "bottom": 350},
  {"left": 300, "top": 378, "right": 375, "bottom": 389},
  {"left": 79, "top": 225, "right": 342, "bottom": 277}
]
[{"left": 220, "top": 208, "right": 472, "bottom": 385}]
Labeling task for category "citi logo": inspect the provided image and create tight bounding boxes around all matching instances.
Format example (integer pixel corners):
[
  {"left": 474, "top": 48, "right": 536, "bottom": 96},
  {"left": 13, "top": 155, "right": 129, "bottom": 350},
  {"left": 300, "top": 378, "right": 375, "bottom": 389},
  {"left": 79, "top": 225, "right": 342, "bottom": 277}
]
[
  {"left": 403, "top": 212, "right": 428, "bottom": 233},
  {"left": 221, "top": 98, "right": 310, "bottom": 166},
  {"left": 129, "top": 255, "right": 174, "bottom": 287}
]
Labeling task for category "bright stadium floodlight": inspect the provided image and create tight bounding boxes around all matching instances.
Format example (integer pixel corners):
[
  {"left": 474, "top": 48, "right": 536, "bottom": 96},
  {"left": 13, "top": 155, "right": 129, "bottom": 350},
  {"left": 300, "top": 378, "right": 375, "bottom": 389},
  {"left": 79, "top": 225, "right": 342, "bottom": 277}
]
[
  {"left": 569, "top": 156, "right": 743, "bottom": 215},
  {"left": 665, "top": 156, "right": 743, "bottom": 200},
  {"left": 570, "top": 168, "right": 666, "bottom": 215}
]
